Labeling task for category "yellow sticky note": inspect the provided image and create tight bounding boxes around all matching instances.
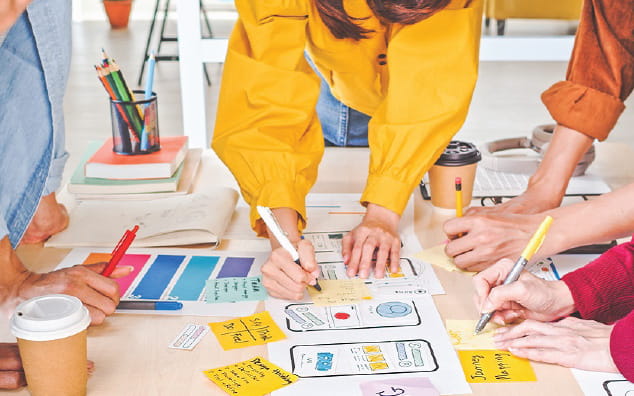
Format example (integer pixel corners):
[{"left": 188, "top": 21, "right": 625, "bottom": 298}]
[
  {"left": 458, "top": 350, "right": 536, "bottom": 383},
  {"left": 446, "top": 319, "right": 499, "bottom": 350},
  {"left": 308, "top": 279, "right": 372, "bottom": 306},
  {"left": 204, "top": 356, "right": 298, "bottom": 396},
  {"left": 415, "top": 244, "right": 476, "bottom": 275},
  {"left": 208, "top": 311, "right": 286, "bottom": 350}
]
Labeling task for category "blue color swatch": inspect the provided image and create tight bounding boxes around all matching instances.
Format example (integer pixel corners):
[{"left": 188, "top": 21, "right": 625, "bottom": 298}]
[
  {"left": 169, "top": 256, "right": 220, "bottom": 301},
  {"left": 131, "top": 255, "right": 184, "bottom": 299}
]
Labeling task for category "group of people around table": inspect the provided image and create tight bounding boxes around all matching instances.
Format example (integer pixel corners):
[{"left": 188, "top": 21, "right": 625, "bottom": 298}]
[{"left": 0, "top": 0, "right": 632, "bottom": 390}]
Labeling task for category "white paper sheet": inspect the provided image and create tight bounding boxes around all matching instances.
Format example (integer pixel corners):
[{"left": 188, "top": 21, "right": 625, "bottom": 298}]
[
  {"left": 571, "top": 369, "right": 633, "bottom": 396},
  {"left": 266, "top": 295, "right": 471, "bottom": 395},
  {"left": 57, "top": 247, "right": 268, "bottom": 317},
  {"left": 528, "top": 254, "right": 600, "bottom": 281}
]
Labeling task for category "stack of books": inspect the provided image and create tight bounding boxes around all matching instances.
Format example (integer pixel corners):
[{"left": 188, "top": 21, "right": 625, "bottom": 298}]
[{"left": 68, "top": 136, "right": 201, "bottom": 200}]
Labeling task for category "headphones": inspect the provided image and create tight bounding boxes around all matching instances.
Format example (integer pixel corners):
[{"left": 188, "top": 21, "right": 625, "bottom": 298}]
[{"left": 480, "top": 124, "right": 595, "bottom": 176}]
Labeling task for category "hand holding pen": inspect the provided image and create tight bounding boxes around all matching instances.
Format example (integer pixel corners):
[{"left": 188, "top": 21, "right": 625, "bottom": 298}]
[
  {"left": 474, "top": 216, "right": 554, "bottom": 334},
  {"left": 257, "top": 206, "right": 321, "bottom": 300}
]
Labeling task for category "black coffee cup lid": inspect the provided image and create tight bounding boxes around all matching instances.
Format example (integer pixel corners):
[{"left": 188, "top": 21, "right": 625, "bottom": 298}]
[{"left": 434, "top": 141, "right": 481, "bottom": 166}]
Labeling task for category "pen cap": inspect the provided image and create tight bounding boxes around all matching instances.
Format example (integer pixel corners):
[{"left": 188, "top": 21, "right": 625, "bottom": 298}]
[{"left": 10, "top": 294, "right": 90, "bottom": 341}]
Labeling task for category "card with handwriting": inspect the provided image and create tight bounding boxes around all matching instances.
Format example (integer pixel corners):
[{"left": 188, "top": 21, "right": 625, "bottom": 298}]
[
  {"left": 307, "top": 279, "right": 372, "bottom": 306},
  {"left": 203, "top": 356, "right": 298, "bottom": 396},
  {"left": 205, "top": 275, "right": 268, "bottom": 303},
  {"left": 208, "top": 311, "right": 286, "bottom": 350},
  {"left": 360, "top": 377, "right": 440, "bottom": 396},
  {"left": 415, "top": 245, "right": 475, "bottom": 275},
  {"left": 458, "top": 350, "right": 536, "bottom": 383},
  {"left": 446, "top": 319, "right": 498, "bottom": 350}
]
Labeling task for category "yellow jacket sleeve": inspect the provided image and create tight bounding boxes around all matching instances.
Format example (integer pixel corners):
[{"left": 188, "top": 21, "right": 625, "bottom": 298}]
[
  {"left": 212, "top": 0, "right": 324, "bottom": 236},
  {"left": 362, "top": 2, "right": 482, "bottom": 215}
]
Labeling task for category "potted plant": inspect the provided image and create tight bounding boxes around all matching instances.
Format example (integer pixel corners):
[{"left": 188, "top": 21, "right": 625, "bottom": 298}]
[{"left": 103, "top": 0, "right": 133, "bottom": 29}]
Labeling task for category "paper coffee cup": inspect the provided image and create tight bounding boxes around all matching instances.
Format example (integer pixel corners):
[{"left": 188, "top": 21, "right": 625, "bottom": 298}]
[
  {"left": 428, "top": 141, "right": 481, "bottom": 209},
  {"left": 10, "top": 294, "right": 90, "bottom": 396}
]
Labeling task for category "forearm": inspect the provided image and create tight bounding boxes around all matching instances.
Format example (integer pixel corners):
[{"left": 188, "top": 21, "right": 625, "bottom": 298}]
[
  {"left": 266, "top": 208, "right": 301, "bottom": 250},
  {"left": 0, "top": 237, "right": 31, "bottom": 316},
  {"left": 537, "top": 184, "right": 634, "bottom": 257},
  {"left": 527, "top": 125, "right": 594, "bottom": 203}
]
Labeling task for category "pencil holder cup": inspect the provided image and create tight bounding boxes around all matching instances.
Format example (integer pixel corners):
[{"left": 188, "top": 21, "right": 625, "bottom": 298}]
[{"left": 110, "top": 90, "right": 160, "bottom": 155}]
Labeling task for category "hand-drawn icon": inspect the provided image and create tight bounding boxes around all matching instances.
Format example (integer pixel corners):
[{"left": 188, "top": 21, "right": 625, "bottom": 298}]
[{"left": 376, "top": 302, "right": 413, "bottom": 318}]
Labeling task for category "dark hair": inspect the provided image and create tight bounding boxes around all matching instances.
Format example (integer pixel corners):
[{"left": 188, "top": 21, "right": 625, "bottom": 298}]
[{"left": 315, "top": 0, "right": 452, "bottom": 40}]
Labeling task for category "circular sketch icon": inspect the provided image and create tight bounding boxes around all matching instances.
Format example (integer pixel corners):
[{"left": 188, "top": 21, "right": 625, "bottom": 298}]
[{"left": 376, "top": 302, "right": 413, "bottom": 318}]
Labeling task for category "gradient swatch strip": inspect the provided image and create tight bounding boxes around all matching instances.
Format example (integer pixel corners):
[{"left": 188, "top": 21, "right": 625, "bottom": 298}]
[
  {"left": 168, "top": 256, "right": 220, "bottom": 301},
  {"left": 131, "top": 255, "right": 185, "bottom": 299}
]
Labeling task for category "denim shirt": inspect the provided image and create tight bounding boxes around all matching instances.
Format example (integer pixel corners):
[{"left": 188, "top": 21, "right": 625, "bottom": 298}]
[{"left": 0, "top": 0, "right": 71, "bottom": 247}]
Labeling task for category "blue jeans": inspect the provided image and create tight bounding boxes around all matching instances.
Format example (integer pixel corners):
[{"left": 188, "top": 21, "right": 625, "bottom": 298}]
[{"left": 316, "top": 77, "right": 371, "bottom": 147}]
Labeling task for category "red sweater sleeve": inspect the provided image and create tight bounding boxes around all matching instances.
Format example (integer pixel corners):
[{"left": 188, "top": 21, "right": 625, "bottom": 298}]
[
  {"left": 562, "top": 239, "right": 634, "bottom": 323},
  {"left": 610, "top": 311, "right": 634, "bottom": 382}
]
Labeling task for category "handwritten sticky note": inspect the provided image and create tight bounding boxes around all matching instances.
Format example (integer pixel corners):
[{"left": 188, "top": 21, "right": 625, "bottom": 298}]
[
  {"left": 360, "top": 377, "right": 440, "bottom": 396},
  {"left": 208, "top": 311, "right": 286, "bottom": 350},
  {"left": 205, "top": 276, "right": 268, "bottom": 303},
  {"left": 446, "top": 320, "right": 499, "bottom": 350},
  {"left": 203, "top": 356, "right": 298, "bottom": 396},
  {"left": 458, "top": 350, "right": 536, "bottom": 383},
  {"left": 308, "top": 279, "right": 372, "bottom": 306},
  {"left": 415, "top": 245, "right": 475, "bottom": 275}
]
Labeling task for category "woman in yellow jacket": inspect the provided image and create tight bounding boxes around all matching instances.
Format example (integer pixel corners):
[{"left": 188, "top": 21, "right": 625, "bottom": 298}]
[{"left": 213, "top": 0, "right": 482, "bottom": 300}]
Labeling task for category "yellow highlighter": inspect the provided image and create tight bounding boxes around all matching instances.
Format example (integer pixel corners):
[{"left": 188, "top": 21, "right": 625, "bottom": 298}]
[{"left": 474, "top": 216, "right": 554, "bottom": 334}]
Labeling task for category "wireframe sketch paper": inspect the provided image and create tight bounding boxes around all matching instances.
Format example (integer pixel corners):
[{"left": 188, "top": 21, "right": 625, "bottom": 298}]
[
  {"left": 55, "top": 247, "right": 268, "bottom": 317},
  {"left": 571, "top": 368, "right": 633, "bottom": 396},
  {"left": 47, "top": 185, "right": 238, "bottom": 247},
  {"left": 266, "top": 295, "right": 471, "bottom": 395}
]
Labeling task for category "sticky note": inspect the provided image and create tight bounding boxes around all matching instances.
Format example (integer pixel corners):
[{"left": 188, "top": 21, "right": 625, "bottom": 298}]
[
  {"left": 205, "top": 275, "right": 268, "bottom": 303},
  {"left": 415, "top": 245, "right": 475, "bottom": 275},
  {"left": 203, "top": 356, "right": 298, "bottom": 396},
  {"left": 360, "top": 377, "right": 440, "bottom": 396},
  {"left": 208, "top": 311, "right": 286, "bottom": 350},
  {"left": 446, "top": 320, "right": 499, "bottom": 350},
  {"left": 458, "top": 350, "right": 536, "bottom": 383},
  {"left": 308, "top": 279, "right": 372, "bottom": 306}
]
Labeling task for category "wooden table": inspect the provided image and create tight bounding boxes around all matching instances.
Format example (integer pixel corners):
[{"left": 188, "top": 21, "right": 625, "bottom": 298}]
[{"left": 3, "top": 142, "right": 633, "bottom": 395}]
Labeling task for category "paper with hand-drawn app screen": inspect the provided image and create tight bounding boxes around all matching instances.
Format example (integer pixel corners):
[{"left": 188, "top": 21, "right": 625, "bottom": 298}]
[
  {"left": 203, "top": 356, "right": 298, "bottom": 396},
  {"left": 209, "top": 311, "right": 286, "bottom": 350}
]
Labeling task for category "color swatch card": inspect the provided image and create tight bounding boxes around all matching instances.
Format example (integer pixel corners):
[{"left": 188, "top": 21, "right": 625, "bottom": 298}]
[
  {"left": 209, "top": 311, "right": 286, "bottom": 350},
  {"left": 57, "top": 248, "right": 268, "bottom": 317},
  {"left": 168, "top": 324, "right": 208, "bottom": 350},
  {"left": 307, "top": 279, "right": 372, "bottom": 306},
  {"left": 457, "top": 350, "right": 536, "bottom": 383},
  {"left": 205, "top": 276, "right": 267, "bottom": 303},
  {"left": 204, "top": 357, "right": 298, "bottom": 396},
  {"left": 359, "top": 377, "right": 440, "bottom": 396},
  {"left": 446, "top": 320, "right": 499, "bottom": 350}
]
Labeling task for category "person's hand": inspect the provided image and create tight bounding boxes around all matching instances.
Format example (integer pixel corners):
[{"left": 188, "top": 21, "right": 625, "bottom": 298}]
[
  {"left": 444, "top": 212, "right": 544, "bottom": 271},
  {"left": 473, "top": 258, "right": 576, "bottom": 324},
  {"left": 22, "top": 193, "right": 69, "bottom": 244},
  {"left": 494, "top": 317, "right": 618, "bottom": 373},
  {"left": 0, "top": 0, "right": 31, "bottom": 35},
  {"left": 466, "top": 186, "right": 563, "bottom": 217},
  {"left": 0, "top": 343, "right": 25, "bottom": 390},
  {"left": 261, "top": 240, "right": 319, "bottom": 300},
  {"left": 342, "top": 203, "right": 401, "bottom": 279},
  {"left": 16, "top": 263, "right": 132, "bottom": 325}
]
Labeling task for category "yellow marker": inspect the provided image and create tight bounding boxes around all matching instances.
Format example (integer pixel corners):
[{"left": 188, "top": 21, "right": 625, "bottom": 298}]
[{"left": 474, "top": 216, "right": 553, "bottom": 334}]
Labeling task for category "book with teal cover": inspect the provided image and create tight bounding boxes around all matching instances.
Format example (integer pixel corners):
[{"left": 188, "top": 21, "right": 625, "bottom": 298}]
[{"left": 69, "top": 141, "right": 183, "bottom": 194}]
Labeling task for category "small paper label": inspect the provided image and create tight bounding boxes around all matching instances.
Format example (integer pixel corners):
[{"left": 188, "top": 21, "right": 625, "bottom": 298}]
[{"left": 168, "top": 324, "right": 209, "bottom": 350}]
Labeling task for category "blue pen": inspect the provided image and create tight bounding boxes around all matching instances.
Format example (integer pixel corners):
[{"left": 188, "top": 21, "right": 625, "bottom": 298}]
[
  {"left": 140, "top": 52, "right": 156, "bottom": 150},
  {"left": 117, "top": 300, "right": 182, "bottom": 310}
]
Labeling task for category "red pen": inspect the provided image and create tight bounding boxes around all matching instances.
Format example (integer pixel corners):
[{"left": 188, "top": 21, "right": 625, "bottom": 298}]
[{"left": 101, "top": 225, "right": 139, "bottom": 277}]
